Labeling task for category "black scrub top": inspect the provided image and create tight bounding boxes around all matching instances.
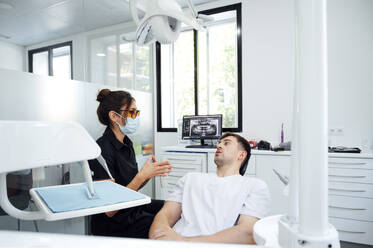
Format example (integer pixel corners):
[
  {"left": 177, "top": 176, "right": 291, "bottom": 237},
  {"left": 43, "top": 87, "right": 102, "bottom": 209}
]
[{"left": 88, "top": 127, "right": 142, "bottom": 236}]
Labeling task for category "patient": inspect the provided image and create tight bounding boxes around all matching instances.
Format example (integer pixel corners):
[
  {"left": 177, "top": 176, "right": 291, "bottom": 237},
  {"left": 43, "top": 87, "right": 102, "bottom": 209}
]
[{"left": 149, "top": 133, "right": 271, "bottom": 244}]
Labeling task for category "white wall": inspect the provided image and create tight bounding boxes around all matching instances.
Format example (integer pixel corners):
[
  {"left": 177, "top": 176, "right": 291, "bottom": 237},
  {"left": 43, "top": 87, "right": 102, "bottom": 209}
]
[
  {"left": 155, "top": 0, "right": 295, "bottom": 157},
  {"left": 242, "top": 0, "right": 295, "bottom": 143},
  {"left": 0, "top": 40, "right": 24, "bottom": 71},
  {"left": 155, "top": 0, "right": 373, "bottom": 157},
  {"left": 328, "top": 0, "right": 373, "bottom": 149}
]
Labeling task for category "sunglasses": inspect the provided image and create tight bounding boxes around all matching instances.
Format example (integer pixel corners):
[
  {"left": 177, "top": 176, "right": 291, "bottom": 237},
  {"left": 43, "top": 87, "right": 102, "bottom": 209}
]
[{"left": 119, "top": 109, "right": 140, "bottom": 119}]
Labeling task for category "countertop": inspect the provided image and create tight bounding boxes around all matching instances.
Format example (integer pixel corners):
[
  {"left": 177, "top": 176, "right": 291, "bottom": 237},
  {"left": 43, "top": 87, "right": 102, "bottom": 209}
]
[{"left": 162, "top": 145, "right": 373, "bottom": 158}]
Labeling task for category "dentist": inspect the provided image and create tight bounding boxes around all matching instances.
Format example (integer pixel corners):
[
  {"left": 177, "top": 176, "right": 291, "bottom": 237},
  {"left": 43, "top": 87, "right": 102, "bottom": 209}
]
[{"left": 89, "top": 89, "right": 172, "bottom": 238}]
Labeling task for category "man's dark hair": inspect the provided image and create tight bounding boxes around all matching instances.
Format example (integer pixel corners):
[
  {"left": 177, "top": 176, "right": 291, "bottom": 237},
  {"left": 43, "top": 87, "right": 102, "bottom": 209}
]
[{"left": 219, "top": 132, "right": 251, "bottom": 176}]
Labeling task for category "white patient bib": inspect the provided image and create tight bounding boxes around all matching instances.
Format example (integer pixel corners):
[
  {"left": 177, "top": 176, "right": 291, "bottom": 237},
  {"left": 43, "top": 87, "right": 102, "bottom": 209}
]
[{"left": 167, "top": 172, "right": 271, "bottom": 237}]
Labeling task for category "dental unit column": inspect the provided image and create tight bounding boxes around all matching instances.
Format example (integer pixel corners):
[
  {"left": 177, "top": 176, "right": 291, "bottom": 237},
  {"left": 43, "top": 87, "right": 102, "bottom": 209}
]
[
  {"left": 288, "top": 62, "right": 300, "bottom": 223},
  {"left": 297, "top": 0, "right": 328, "bottom": 236}
]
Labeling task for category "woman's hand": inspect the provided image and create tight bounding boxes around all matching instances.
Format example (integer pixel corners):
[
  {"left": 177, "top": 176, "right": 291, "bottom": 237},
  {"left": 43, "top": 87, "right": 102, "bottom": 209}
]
[{"left": 139, "top": 155, "right": 172, "bottom": 180}]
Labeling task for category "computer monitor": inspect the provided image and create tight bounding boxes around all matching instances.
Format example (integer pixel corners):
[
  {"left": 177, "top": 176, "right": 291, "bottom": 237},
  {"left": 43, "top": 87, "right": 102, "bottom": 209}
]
[{"left": 182, "top": 114, "right": 223, "bottom": 148}]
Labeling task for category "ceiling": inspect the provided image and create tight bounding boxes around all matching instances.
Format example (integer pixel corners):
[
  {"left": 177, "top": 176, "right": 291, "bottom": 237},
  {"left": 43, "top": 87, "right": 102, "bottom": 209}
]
[{"left": 0, "top": 0, "right": 215, "bottom": 46}]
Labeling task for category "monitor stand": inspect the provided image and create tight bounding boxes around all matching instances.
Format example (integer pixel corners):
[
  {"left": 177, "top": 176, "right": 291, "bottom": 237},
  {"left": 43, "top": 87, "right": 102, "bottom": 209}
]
[{"left": 185, "top": 139, "right": 216, "bottom": 149}]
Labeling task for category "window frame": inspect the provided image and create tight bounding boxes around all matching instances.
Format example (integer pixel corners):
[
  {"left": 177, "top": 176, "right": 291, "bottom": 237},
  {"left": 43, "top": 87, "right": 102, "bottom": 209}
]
[
  {"left": 87, "top": 32, "right": 153, "bottom": 92},
  {"left": 156, "top": 3, "right": 242, "bottom": 132},
  {"left": 28, "top": 41, "right": 73, "bottom": 79}
]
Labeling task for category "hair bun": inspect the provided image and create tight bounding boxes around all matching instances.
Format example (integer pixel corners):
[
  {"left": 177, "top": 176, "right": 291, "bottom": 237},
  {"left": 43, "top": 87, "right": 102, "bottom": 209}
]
[{"left": 97, "top": 89, "right": 111, "bottom": 102}]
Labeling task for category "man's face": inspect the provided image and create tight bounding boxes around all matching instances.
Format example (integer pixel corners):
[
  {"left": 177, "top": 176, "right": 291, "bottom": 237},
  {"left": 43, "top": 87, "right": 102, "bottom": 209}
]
[{"left": 214, "top": 136, "right": 242, "bottom": 167}]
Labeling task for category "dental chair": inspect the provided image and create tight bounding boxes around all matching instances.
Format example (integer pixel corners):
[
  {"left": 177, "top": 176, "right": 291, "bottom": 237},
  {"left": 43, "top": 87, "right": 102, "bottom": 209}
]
[{"left": 0, "top": 172, "right": 35, "bottom": 231}]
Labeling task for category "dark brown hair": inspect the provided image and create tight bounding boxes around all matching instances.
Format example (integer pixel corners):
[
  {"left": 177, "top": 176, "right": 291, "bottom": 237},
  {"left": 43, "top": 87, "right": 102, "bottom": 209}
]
[
  {"left": 219, "top": 132, "right": 251, "bottom": 176},
  {"left": 96, "top": 89, "right": 134, "bottom": 127}
]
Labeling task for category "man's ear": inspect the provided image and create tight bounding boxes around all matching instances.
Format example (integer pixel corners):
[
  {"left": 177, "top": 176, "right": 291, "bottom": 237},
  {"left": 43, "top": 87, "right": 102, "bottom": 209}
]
[{"left": 238, "top": 150, "right": 247, "bottom": 162}]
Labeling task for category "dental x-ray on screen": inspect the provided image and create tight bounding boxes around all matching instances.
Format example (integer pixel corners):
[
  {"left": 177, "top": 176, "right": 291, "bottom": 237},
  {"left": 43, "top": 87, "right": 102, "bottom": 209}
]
[{"left": 182, "top": 115, "right": 222, "bottom": 139}]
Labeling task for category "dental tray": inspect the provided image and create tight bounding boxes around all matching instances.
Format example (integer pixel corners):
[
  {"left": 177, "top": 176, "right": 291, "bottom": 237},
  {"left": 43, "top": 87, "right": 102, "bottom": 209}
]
[{"left": 30, "top": 181, "right": 150, "bottom": 221}]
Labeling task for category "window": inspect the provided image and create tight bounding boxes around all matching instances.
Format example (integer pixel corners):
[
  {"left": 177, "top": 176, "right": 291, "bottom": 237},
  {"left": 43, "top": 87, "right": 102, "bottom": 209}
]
[
  {"left": 89, "top": 34, "right": 152, "bottom": 92},
  {"left": 28, "top": 41, "right": 73, "bottom": 79},
  {"left": 156, "top": 3, "right": 242, "bottom": 132}
]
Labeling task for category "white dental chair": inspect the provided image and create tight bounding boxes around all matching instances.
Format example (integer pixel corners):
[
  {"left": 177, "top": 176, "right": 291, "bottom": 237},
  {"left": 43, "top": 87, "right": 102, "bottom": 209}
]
[
  {"left": 0, "top": 172, "right": 33, "bottom": 230},
  {"left": 0, "top": 121, "right": 150, "bottom": 222}
]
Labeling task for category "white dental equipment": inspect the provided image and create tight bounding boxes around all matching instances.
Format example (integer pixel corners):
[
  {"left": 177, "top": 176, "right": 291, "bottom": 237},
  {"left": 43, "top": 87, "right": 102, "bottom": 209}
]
[
  {"left": 0, "top": 121, "right": 150, "bottom": 221},
  {"left": 129, "top": 0, "right": 207, "bottom": 45},
  {"left": 253, "top": 0, "right": 340, "bottom": 247}
]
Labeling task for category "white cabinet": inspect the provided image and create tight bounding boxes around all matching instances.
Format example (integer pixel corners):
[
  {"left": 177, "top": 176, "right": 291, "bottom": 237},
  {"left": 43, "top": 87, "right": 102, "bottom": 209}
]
[
  {"left": 329, "top": 217, "right": 373, "bottom": 245},
  {"left": 255, "top": 155, "right": 291, "bottom": 215},
  {"left": 155, "top": 152, "right": 207, "bottom": 200},
  {"left": 328, "top": 156, "right": 373, "bottom": 246}
]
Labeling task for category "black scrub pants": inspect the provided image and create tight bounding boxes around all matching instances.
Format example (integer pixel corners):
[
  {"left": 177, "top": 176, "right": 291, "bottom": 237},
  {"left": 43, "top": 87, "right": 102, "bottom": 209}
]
[
  {"left": 91, "top": 199, "right": 164, "bottom": 238},
  {"left": 120, "top": 199, "right": 164, "bottom": 239}
]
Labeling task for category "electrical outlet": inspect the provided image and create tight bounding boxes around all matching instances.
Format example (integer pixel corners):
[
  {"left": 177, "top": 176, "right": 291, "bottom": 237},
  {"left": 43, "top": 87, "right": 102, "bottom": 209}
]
[{"left": 329, "top": 127, "right": 344, "bottom": 136}]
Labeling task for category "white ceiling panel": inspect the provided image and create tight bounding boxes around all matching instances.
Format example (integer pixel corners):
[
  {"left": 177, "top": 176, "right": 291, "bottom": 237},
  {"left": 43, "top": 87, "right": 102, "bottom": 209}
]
[
  {"left": 40, "top": 0, "right": 85, "bottom": 29},
  {"left": 0, "top": 0, "right": 218, "bottom": 46},
  {"left": 0, "top": 0, "right": 67, "bottom": 17}
]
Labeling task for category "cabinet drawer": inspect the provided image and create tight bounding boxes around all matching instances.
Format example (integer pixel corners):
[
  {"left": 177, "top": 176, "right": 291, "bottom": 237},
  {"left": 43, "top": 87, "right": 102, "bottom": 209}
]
[
  {"left": 329, "top": 157, "right": 373, "bottom": 170},
  {"left": 329, "top": 195, "right": 373, "bottom": 221},
  {"left": 162, "top": 170, "right": 191, "bottom": 186},
  {"left": 329, "top": 217, "right": 373, "bottom": 245},
  {"left": 328, "top": 168, "right": 373, "bottom": 184},
  {"left": 168, "top": 165, "right": 202, "bottom": 177},
  {"left": 161, "top": 186, "right": 177, "bottom": 199},
  {"left": 160, "top": 175, "right": 181, "bottom": 198},
  {"left": 329, "top": 181, "right": 373, "bottom": 198},
  {"left": 171, "top": 163, "right": 202, "bottom": 172},
  {"left": 162, "top": 174, "right": 182, "bottom": 184},
  {"left": 161, "top": 154, "right": 203, "bottom": 165},
  {"left": 162, "top": 180, "right": 178, "bottom": 191}
]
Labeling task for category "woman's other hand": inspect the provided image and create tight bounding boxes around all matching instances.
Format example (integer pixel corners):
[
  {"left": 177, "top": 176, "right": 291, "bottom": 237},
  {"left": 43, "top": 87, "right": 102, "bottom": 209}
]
[{"left": 139, "top": 155, "right": 172, "bottom": 180}]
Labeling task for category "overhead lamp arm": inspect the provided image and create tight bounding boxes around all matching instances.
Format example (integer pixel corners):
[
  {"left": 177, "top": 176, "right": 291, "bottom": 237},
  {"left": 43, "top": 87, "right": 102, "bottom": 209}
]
[
  {"left": 129, "top": 0, "right": 140, "bottom": 25},
  {"left": 185, "top": 0, "right": 198, "bottom": 18}
]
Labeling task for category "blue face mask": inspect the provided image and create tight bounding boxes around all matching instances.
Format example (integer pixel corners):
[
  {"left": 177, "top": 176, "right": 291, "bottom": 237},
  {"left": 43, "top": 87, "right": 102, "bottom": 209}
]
[{"left": 114, "top": 112, "right": 140, "bottom": 135}]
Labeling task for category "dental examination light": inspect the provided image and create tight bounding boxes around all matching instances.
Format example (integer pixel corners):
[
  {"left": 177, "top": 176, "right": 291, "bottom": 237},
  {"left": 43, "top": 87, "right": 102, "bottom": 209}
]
[
  {"left": 0, "top": 121, "right": 150, "bottom": 221},
  {"left": 129, "top": 0, "right": 209, "bottom": 45}
]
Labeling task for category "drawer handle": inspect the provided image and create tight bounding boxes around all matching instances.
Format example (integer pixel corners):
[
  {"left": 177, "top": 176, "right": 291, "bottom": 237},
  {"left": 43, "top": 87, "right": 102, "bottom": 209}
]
[
  {"left": 174, "top": 167, "right": 197, "bottom": 170},
  {"left": 329, "top": 188, "right": 366, "bottom": 193},
  {"left": 329, "top": 162, "right": 367, "bottom": 165},
  {"left": 329, "top": 205, "right": 366, "bottom": 211},
  {"left": 167, "top": 158, "right": 197, "bottom": 161},
  {"left": 337, "top": 229, "right": 366, "bottom": 234},
  {"left": 167, "top": 182, "right": 177, "bottom": 186},
  {"left": 329, "top": 175, "right": 366, "bottom": 178},
  {"left": 168, "top": 175, "right": 182, "bottom": 178}
]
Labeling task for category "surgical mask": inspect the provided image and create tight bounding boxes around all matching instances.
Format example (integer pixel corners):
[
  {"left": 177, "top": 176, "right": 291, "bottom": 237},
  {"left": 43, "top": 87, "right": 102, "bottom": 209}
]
[{"left": 114, "top": 112, "right": 140, "bottom": 135}]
